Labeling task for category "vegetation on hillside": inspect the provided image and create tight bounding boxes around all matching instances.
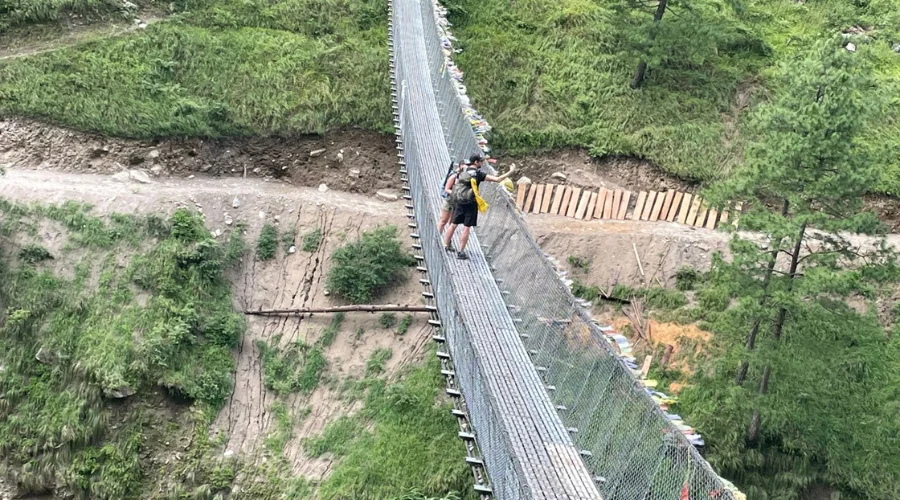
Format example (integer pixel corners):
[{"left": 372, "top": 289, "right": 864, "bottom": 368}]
[
  {"left": 0, "top": 0, "right": 391, "bottom": 137},
  {"left": 327, "top": 225, "right": 415, "bottom": 303},
  {"left": 675, "top": 41, "right": 899, "bottom": 499},
  {"left": 0, "top": 202, "right": 243, "bottom": 497},
  {"left": 444, "top": 0, "right": 900, "bottom": 191}
]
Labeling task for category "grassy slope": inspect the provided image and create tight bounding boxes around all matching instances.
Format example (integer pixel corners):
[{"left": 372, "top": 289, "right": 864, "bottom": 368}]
[
  {"left": 0, "top": 201, "right": 470, "bottom": 499},
  {"left": 444, "top": 0, "right": 900, "bottom": 191},
  {"left": 0, "top": 0, "right": 391, "bottom": 137}
]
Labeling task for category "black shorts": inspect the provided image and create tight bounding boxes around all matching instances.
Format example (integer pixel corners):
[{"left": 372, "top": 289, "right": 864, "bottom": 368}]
[{"left": 452, "top": 203, "right": 478, "bottom": 227}]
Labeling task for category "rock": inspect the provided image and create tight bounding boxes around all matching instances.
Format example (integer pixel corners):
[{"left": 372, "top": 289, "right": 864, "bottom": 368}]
[
  {"left": 846, "top": 42, "right": 857, "bottom": 52},
  {"left": 550, "top": 172, "right": 567, "bottom": 181},
  {"left": 147, "top": 149, "right": 160, "bottom": 160},
  {"left": 336, "top": 152, "right": 344, "bottom": 163},
  {"left": 224, "top": 215, "right": 233, "bottom": 226},
  {"left": 323, "top": 290, "right": 330, "bottom": 296},
  {"left": 348, "top": 169, "right": 360, "bottom": 178},
  {"left": 137, "top": 22, "right": 147, "bottom": 29},
  {"left": 107, "top": 386, "right": 135, "bottom": 399},
  {"left": 112, "top": 171, "right": 131, "bottom": 182},
  {"left": 516, "top": 176, "right": 533, "bottom": 186},
  {"left": 201, "top": 164, "right": 212, "bottom": 172},
  {"left": 310, "top": 148, "right": 327, "bottom": 158},
  {"left": 894, "top": 43, "right": 900, "bottom": 53},
  {"left": 214, "top": 229, "right": 222, "bottom": 238},
  {"left": 130, "top": 170, "right": 152, "bottom": 184},
  {"left": 35, "top": 347, "right": 55, "bottom": 364},
  {"left": 123, "top": 0, "right": 137, "bottom": 8},
  {"left": 318, "top": 183, "right": 329, "bottom": 193},
  {"left": 150, "top": 165, "right": 163, "bottom": 176},
  {"left": 252, "top": 167, "right": 261, "bottom": 174},
  {"left": 187, "top": 175, "right": 195, "bottom": 179},
  {"left": 376, "top": 189, "right": 400, "bottom": 202},
  {"left": 258, "top": 211, "right": 266, "bottom": 219},
  {"left": 274, "top": 215, "right": 280, "bottom": 222},
  {"left": 288, "top": 246, "right": 297, "bottom": 254},
  {"left": 232, "top": 197, "right": 241, "bottom": 209},
  {"left": 224, "top": 450, "right": 235, "bottom": 459}
]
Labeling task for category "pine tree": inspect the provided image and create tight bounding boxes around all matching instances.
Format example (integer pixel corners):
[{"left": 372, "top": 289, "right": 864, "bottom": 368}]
[{"left": 685, "top": 37, "right": 900, "bottom": 498}]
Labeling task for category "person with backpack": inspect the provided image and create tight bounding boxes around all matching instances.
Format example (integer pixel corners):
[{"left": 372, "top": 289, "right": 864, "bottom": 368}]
[
  {"left": 443, "top": 154, "right": 516, "bottom": 260},
  {"left": 438, "top": 159, "right": 468, "bottom": 235}
]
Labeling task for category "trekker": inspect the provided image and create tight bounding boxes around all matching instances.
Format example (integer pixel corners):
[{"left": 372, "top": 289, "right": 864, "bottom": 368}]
[
  {"left": 438, "top": 159, "right": 468, "bottom": 234},
  {"left": 443, "top": 154, "right": 516, "bottom": 260}
]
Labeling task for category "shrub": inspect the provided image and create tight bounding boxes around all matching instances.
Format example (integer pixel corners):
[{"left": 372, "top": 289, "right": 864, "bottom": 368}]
[
  {"left": 396, "top": 314, "right": 414, "bottom": 335},
  {"left": 326, "top": 226, "right": 414, "bottom": 304},
  {"left": 567, "top": 255, "right": 590, "bottom": 271},
  {"left": 302, "top": 228, "right": 323, "bottom": 252},
  {"left": 257, "top": 223, "right": 278, "bottom": 260},
  {"left": 380, "top": 313, "right": 397, "bottom": 329},
  {"left": 19, "top": 244, "right": 53, "bottom": 264},
  {"left": 281, "top": 226, "right": 296, "bottom": 253},
  {"left": 675, "top": 266, "right": 701, "bottom": 291}
]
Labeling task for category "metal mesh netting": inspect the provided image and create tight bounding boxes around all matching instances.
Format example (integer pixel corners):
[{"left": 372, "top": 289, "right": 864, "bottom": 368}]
[
  {"left": 394, "top": 0, "right": 738, "bottom": 497},
  {"left": 392, "top": 0, "right": 599, "bottom": 497}
]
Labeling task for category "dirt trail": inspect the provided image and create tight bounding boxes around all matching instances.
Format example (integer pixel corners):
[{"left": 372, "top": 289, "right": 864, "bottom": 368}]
[
  {"left": 0, "top": 167, "right": 429, "bottom": 484},
  {"left": 0, "top": 119, "right": 398, "bottom": 196},
  {"left": 0, "top": 15, "right": 166, "bottom": 61}
]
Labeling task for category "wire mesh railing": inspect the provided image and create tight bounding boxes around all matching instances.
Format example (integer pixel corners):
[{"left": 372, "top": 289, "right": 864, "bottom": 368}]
[{"left": 413, "top": 0, "right": 742, "bottom": 498}]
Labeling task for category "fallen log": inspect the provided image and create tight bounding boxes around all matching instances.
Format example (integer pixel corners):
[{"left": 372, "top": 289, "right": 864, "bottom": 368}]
[{"left": 245, "top": 304, "right": 431, "bottom": 316}]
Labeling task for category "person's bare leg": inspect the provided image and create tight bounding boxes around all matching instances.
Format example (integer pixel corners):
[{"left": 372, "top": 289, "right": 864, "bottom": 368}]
[
  {"left": 459, "top": 226, "right": 471, "bottom": 252},
  {"left": 443, "top": 223, "right": 458, "bottom": 249},
  {"left": 438, "top": 210, "right": 450, "bottom": 233}
]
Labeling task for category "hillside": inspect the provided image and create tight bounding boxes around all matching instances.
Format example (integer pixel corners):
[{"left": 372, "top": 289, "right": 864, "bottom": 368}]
[{"left": 0, "top": 165, "right": 472, "bottom": 499}]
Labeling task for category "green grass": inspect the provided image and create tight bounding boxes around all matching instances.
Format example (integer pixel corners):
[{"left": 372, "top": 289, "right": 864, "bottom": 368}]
[
  {"left": 302, "top": 227, "right": 323, "bottom": 252},
  {"left": 0, "top": 202, "right": 242, "bottom": 497},
  {"left": 0, "top": 0, "right": 138, "bottom": 31},
  {"left": 257, "top": 314, "right": 344, "bottom": 394},
  {"left": 327, "top": 225, "right": 415, "bottom": 304},
  {"left": 281, "top": 225, "right": 296, "bottom": 252},
  {"left": 396, "top": 314, "right": 413, "bottom": 335},
  {"left": 379, "top": 312, "right": 397, "bottom": 328},
  {"left": 0, "top": 0, "right": 391, "bottom": 138},
  {"left": 310, "top": 354, "right": 474, "bottom": 499},
  {"left": 256, "top": 223, "right": 278, "bottom": 260},
  {"left": 444, "top": 0, "right": 900, "bottom": 191}
]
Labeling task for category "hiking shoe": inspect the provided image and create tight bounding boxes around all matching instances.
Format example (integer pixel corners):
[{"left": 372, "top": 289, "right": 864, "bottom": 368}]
[
  {"left": 444, "top": 243, "right": 454, "bottom": 252},
  {"left": 457, "top": 252, "right": 469, "bottom": 260}
]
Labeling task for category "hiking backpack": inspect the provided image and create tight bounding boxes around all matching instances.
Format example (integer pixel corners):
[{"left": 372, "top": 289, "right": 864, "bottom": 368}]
[
  {"left": 450, "top": 168, "right": 477, "bottom": 205},
  {"left": 440, "top": 162, "right": 456, "bottom": 199}
]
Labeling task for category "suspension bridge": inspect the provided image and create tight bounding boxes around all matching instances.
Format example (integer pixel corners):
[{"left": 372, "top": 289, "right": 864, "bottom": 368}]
[{"left": 387, "top": 0, "right": 740, "bottom": 497}]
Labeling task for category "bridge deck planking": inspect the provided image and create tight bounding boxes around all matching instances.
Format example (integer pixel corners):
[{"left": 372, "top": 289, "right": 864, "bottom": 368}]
[{"left": 393, "top": 0, "right": 600, "bottom": 496}]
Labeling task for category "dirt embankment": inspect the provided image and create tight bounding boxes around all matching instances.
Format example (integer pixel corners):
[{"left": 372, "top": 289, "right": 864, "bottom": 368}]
[
  {"left": 0, "top": 168, "right": 428, "bottom": 493},
  {"left": 0, "top": 119, "right": 398, "bottom": 196}
]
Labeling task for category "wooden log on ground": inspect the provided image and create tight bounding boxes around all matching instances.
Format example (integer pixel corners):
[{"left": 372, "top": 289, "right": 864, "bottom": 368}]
[
  {"left": 693, "top": 201, "right": 708, "bottom": 227},
  {"left": 659, "top": 191, "right": 675, "bottom": 222},
  {"left": 594, "top": 188, "right": 609, "bottom": 219},
  {"left": 516, "top": 184, "right": 527, "bottom": 210},
  {"left": 247, "top": 304, "right": 432, "bottom": 315}
]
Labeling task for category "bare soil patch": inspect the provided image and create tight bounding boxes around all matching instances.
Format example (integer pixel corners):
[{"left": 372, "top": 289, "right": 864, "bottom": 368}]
[{"left": 0, "top": 119, "right": 397, "bottom": 195}]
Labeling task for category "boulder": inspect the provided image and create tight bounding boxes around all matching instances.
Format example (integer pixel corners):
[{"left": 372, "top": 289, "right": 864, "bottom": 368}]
[
  {"left": 107, "top": 386, "right": 135, "bottom": 399},
  {"left": 550, "top": 172, "right": 567, "bottom": 181},
  {"left": 376, "top": 189, "right": 400, "bottom": 202},
  {"left": 516, "top": 176, "right": 533, "bottom": 186},
  {"left": 310, "top": 148, "right": 327, "bottom": 158},
  {"left": 318, "top": 183, "right": 329, "bottom": 193},
  {"left": 147, "top": 149, "right": 160, "bottom": 160}
]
